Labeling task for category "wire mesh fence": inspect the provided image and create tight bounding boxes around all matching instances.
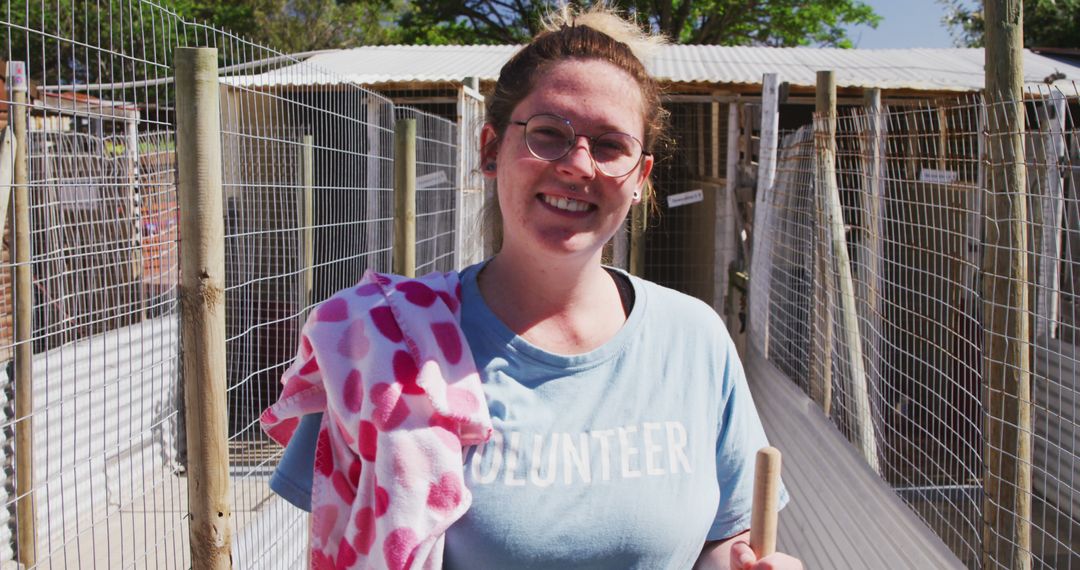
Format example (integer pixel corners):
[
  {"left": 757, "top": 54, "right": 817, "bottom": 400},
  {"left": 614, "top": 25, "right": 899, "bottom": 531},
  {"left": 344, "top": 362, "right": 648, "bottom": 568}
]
[
  {"left": 748, "top": 85, "right": 1080, "bottom": 569},
  {"left": 455, "top": 84, "right": 488, "bottom": 268},
  {"left": 644, "top": 98, "right": 731, "bottom": 307},
  {"left": 0, "top": 2, "right": 189, "bottom": 567},
  {"left": 14, "top": 1, "right": 1080, "bottom": 569},
  {"left": 217, "top": 40, "right": 403, "bottom": 570},
  {"left": 395, "top": 106, "right": 459, "bottom": 275},
  {"left": 0, "top": 1, "right": 484, "bottom": 568}
]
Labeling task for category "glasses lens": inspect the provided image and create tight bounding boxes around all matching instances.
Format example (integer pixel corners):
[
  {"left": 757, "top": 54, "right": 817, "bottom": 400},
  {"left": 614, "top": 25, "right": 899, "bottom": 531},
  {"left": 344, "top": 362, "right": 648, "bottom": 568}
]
[
  {"left": 522, "top": 114, "right": 644, "bottom": 177},
  {"left": 592, "top": 133, "right": 642, "bottom": 177},
  {"left": 524, "top": 115, "right": 574, "bottom": 161}
]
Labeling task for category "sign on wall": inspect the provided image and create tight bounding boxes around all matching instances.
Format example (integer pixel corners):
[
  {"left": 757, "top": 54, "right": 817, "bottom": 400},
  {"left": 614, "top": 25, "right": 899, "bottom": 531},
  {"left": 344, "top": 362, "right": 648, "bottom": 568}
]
[{"left": 667, "top": 189, "right": 704, "bottom": 209}]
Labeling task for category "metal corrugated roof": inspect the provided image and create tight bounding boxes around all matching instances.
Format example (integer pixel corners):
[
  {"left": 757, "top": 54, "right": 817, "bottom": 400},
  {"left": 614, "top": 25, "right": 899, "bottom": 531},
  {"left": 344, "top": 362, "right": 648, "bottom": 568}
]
[
  {"left": 654, "top": 46, "right": 993, "bottom": 90},
  {"left": 227, "top": 44, "right": 1080, "bottom": 92},
  {"left": 227, "top": 45, "right": 519, "bottom": 88}
]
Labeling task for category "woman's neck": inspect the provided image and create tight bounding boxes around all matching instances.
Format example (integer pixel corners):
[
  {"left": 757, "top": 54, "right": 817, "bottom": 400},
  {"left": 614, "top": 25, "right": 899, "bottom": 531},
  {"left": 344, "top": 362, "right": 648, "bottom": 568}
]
[{"left": 478, "top": 248, "right": 628, "bottom": 355}]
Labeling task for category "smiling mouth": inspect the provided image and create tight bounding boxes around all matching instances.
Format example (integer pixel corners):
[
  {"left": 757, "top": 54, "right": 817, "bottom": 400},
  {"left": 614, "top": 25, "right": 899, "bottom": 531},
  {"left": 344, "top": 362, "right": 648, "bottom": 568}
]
[{"left": 540, "top": 194, "right": 593, "bottom": 213}]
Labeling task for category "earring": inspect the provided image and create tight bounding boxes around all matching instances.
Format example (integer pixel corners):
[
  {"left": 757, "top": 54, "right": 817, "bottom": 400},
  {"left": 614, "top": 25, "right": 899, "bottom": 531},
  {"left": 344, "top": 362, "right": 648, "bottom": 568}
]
[
  {"left": 633, "top": 190, "right": 640, "bottom": 200},
  {"left": 485, "top": 163, "right": 496, "bottom": 171}
]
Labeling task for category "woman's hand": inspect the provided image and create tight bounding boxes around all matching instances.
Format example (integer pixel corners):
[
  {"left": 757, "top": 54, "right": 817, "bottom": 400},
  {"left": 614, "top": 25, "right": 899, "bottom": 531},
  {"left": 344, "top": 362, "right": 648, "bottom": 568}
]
[
  {"left": 729, "top": 540, "right": 803, "bottom": 570},
  {"left": 696, "top": 533, "right": 803, "bottom": 570}
]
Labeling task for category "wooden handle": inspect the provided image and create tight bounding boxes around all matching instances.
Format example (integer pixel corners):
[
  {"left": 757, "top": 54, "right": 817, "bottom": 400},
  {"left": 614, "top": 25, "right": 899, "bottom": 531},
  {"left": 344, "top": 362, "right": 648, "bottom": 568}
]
[{"left": 749, "top": 446, "right": 782, "bottom": 559}]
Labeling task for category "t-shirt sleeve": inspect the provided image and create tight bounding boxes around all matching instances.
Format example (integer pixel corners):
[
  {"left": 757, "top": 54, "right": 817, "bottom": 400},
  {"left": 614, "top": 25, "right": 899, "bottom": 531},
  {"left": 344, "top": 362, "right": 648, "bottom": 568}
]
[
  {"left": 270, "top": 411, "right": 322, "bottom": 512},
  {"left": 707, "top": 337, "right": 790, "bottom": 541}
]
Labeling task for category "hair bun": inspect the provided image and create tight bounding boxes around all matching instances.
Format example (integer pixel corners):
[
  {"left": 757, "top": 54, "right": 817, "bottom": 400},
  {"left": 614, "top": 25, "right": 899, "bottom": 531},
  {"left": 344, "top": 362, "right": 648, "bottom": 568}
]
[{"left": 540, "top": 2, "right": 668, "bottom": 62}]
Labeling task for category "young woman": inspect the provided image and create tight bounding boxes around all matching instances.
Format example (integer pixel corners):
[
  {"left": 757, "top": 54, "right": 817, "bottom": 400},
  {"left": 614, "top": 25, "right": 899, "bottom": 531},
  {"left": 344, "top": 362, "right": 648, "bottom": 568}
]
[{"left": 268, "top": 6, "right": 801, "bottom": 569}]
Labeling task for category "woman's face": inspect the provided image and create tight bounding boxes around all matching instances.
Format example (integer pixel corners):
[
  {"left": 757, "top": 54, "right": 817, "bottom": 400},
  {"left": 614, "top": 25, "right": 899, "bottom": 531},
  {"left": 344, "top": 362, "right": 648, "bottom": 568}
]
[{"left": 481, "top": 58, "right": 654, "bottom": 263}]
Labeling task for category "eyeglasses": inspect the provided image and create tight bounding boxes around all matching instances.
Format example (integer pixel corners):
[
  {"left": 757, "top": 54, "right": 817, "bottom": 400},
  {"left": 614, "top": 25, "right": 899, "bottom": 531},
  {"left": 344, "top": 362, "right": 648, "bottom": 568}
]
[{"left": 510, "top": 113, "right": 649, "bottom": 178}]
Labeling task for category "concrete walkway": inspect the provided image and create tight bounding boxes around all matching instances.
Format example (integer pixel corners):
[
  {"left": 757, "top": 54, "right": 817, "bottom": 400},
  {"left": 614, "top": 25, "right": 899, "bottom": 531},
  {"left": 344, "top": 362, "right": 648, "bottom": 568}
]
[{"left": 32, "top": 467, "right": 307, "bottom": 569}]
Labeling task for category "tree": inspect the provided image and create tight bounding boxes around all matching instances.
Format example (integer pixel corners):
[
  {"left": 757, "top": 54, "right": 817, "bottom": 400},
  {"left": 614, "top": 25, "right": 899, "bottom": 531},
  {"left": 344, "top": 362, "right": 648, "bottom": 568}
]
[
  {"left": 6, "top": 0, "right": 404, "bottom": 85},
  {"left": 393, "top": 0, "right": 880, "bottom": 47},
  {"left": 176, "top": 0, "right": 402, "bottom": 54},
  {"left": 7, "top": 0, "right": 175, "bottom": 85},
  {"left": 940, "top": 0, "right": 1080, "bottom": 48},
  {"left": 172, "top": 0, "right": 262, "bottom": 40}
]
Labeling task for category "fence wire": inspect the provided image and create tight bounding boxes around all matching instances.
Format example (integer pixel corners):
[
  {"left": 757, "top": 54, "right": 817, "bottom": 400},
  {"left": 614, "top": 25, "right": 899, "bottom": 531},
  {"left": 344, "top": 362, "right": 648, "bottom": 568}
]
[
  {"left": 0, "top": 1, "right": 482, "bottom": 568},
  {"left": 644, "top": 98, "right": 731, "bottom": 306},
  {"left": 0, "top": 1, "right": 189, "bottom": 567},
  {"left": 456, "top": 85, "right": 488, "bottom": 268},
  {"left": 217, "top": 35, "right": 402, "bottom": 570},
  {"left": 21, "top": 1, "right": 1080, "bottom": 569},
  {"left": 396, "top": 106, "right": 458, "bottom": 275},
  {"left": 749, "top": 86, "right": 1080, "bottom": 569}
]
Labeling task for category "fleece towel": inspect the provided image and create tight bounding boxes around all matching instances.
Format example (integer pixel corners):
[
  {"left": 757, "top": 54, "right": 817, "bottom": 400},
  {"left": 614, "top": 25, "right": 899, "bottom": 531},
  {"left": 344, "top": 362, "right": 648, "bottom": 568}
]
[{"left": 261, "top": 270, "right": 492, "bottom": 570}]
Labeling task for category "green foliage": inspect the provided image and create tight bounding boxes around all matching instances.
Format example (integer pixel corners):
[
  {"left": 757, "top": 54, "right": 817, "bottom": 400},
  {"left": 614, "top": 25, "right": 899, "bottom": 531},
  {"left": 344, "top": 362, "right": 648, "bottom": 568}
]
[
  {"left": 940, "top": 0, "right": 1080, "bottom": 48},
  {"left": 6, "top": 0, "right": 176, "bottom": 85},
  {"left": 4, "top": 0, "right": 887, "bottom": 88},
  {"left": 940, "top": 0, "right": 984, "bottom": 47},
  {"left": 5, "top": 0, "right": 405, "bottom": 85},
  {"left": 623, "top": 0, "right": 880, "bottom": 46},
  {"left": 391, "top": 0, "right": 880, "bottom": 46},
  {"left": 172, "top": 0, "right": 261, "bottom": 39},
  {"left": 392, "top": 0, "right": 546, "bottom": 44},
  {"left": 174, "top": 0, "right": 403, "bottom": 53}
]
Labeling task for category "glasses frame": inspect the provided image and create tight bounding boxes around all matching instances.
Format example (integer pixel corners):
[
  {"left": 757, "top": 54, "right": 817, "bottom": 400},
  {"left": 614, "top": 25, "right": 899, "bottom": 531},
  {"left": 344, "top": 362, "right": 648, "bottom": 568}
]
[{"left": 509, "top": 113, "right": 650, "bottom": 178}]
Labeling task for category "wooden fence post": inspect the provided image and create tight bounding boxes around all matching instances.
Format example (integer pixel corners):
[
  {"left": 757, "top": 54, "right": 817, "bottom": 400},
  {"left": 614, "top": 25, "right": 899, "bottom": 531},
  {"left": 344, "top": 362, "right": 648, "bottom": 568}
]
[
  {"left": 297, "top": 134, "right": 314, "bottom": 323},
  {"left": 8, "top": 59, "right": 37, "bottom": 569},
  {"left": 1033, "top": 91, "right": 1065, "bottom": 342},
  {"left": 757, "top": 75, "right": 781, "bottom": 209},
  {"left": 0, "top": 127, "right": 11, "bottom": 242},
  {"left": 860, "top": 87, "right": 886, "bottom": 451},
  {"left": 395, "top": 118, "right": 416, "bottom": 277},
  {"left": 982, "top": 0, "right": 1032, "bottom": 567},
  {"left": 726, "top": 102, "right": 743, "bottom": 332},
  {"left": 366, "top": 102, "right": 385, "bottom": 269},
  {"left": 860, "top": 88, "right": 884, "bottom": 313},
  {"left": 629, "top": 202, "right": 646, "bottom": 277},
  {"left": 816, "top": 70, "right": 878, "bottom": 472},
  {"left": 711, "top": 96, "right": 724, "bottom": 314},
  {"left": 859, "top": 93, "right": 885, "bottom": 266},
  {"left": 812, "top": 71, "right": 836, "bottom": 416},
  {"left": 456, "top": 79, "right": 476, "bottom": 269},
  {"left": 175, "top": 47, "right": 232, "bottom": 570},
  {"left": 124, "top": 110, "right": 145, "bottom": 323},
  {"left": 749, "top": 75, "right": 781, "bottom": 354}
]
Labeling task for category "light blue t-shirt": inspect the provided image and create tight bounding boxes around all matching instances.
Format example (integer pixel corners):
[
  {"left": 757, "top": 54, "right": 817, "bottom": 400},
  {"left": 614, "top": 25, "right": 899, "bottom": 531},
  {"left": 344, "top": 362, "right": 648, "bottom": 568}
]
[{"left": 271, "top": 262, "right": 786, "bottom": 569}]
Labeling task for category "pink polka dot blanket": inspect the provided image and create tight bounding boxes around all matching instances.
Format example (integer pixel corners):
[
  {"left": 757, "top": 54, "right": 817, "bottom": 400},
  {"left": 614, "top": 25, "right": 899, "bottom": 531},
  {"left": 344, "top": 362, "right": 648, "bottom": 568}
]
[{"left": 260, "top": 269, "right": 492, "bottom": 570}]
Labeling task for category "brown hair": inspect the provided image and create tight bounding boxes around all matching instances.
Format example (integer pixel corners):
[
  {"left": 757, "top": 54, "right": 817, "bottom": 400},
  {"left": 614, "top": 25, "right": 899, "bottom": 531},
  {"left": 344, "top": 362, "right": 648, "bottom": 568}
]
[
  {"left": 482, "top": 4, "right": 669, "bottom": 249},
  {"left": 486, "top": 6, "right": 667, "bottom": 154}
]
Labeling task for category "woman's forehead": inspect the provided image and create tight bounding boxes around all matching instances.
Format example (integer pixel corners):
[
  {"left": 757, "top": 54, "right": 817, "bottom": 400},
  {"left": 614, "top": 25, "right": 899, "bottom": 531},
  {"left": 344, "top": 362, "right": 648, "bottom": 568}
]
[{"left": 516, "top": 59, "right": 645, "bottom": 133}]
